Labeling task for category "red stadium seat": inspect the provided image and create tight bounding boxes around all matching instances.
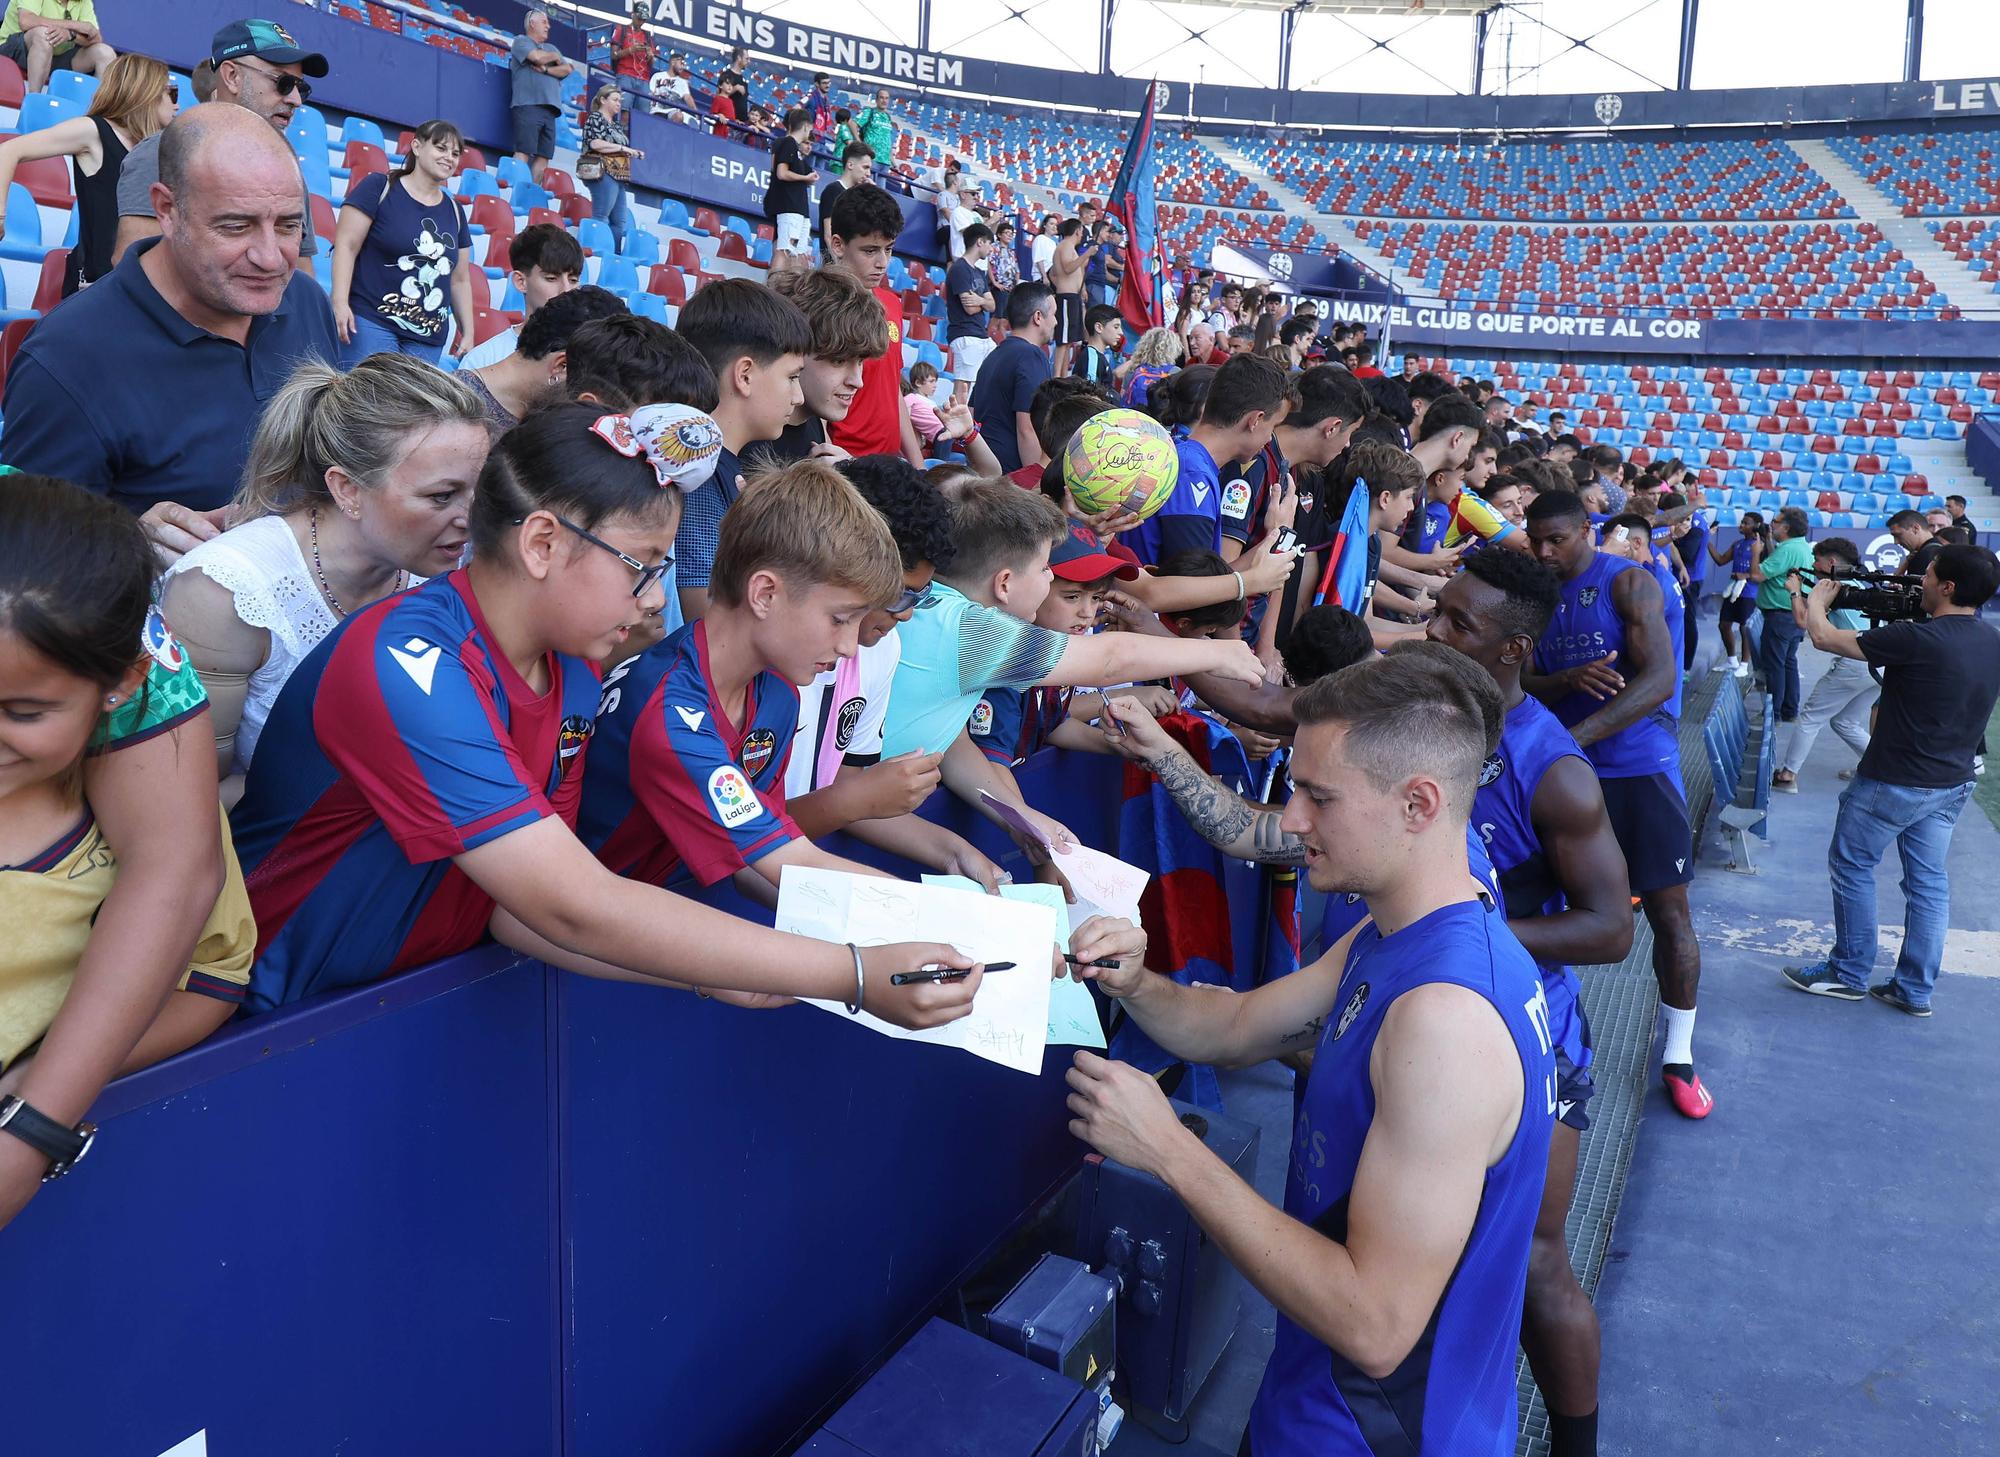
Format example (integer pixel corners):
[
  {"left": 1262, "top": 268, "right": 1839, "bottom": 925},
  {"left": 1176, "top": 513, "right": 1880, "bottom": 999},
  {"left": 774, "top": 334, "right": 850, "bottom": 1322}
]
[
  {"left": 30, "top": 247, "right": 67, "bottom": 313},
  {"left": 470, "top": 306, "right": 511, "bottom": 346},
  {"left": 0, "top": 315, "right": 34, "bottom": 390},
  {"left": 667, "top": 238, "right": 703, "bottom": 273},
  {"left": 343, "top": 140, "right": 390, "bottom": 181},
  {"left": 647, "top": 264, "right": 687, "bottom": 303},
  {"left": 0, "top": 57, "right": 22, "bottom": 111}
]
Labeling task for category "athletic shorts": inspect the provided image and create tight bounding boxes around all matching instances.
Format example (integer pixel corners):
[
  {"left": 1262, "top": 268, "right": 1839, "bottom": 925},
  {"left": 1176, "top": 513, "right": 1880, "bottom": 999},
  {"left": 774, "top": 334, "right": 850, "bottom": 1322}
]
[
  {"left": 1556, "top": 1045, "right": 1595, "bottom": 1132},
  {"left": 0, "top": 33, "right": 79, "bottom": 69},
  {"left": 1720, "top": 590, "right": 1757, "bottom": 626},
  {"left": 774, "top": 212, "right": 811, "bottom": 253},
  {"left": 511, "top": 105, "right": 558, "bottom": 160},
  {"left": 1599, "top": 770, "right": 1695, "bottom": 894},
  {"left": 1054, "top": 291, "right": 1086, "bottom": 346}
]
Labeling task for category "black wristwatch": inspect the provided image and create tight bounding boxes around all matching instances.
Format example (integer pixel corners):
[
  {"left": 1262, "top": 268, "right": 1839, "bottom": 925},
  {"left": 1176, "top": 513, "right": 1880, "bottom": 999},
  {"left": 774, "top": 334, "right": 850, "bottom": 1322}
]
[{"left": 0, "top": 1095, "right": 95, "bottom": 1182}]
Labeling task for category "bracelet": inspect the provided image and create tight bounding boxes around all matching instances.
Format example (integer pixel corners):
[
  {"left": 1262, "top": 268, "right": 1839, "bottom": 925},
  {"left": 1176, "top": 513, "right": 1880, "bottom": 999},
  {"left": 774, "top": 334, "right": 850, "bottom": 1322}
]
[
  {"left": 845, "top": 942, "right": 864, "bottom": 1015},
  {"left": 1231, "top": 571, "right": 1246, "bottom": 603}
]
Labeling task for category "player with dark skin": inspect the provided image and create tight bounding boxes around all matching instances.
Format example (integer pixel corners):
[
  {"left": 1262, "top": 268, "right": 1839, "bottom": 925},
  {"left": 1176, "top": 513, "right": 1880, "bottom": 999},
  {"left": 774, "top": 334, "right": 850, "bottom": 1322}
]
[
  {"left": 1519, "top": 507, "right": 1704, "bottom": 1084},
  {"left": 1425, "top": 563, "right": 1633, "bottom": 1450}
]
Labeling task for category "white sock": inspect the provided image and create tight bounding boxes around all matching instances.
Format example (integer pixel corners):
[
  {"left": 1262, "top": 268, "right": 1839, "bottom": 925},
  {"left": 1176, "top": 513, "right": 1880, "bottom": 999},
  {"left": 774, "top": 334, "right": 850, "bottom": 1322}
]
[{"left": 1661, "top": 1005, "right": 1697, "bottom": 1067}]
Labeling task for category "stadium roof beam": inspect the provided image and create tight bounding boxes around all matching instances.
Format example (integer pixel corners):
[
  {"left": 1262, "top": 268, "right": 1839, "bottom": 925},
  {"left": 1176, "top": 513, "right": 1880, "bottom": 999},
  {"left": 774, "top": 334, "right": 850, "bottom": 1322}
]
[{"left": 1163, "top": 0, "right": 1494, "bottom": 11}]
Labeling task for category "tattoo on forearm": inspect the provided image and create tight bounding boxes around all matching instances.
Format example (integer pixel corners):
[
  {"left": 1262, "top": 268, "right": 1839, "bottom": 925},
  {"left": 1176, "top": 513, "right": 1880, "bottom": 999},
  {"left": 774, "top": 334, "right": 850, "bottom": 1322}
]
[
  {"left": 1151, "top": 750, "right": 1307, "bottom": 865},
  {"left": 1279, "top": 1017, "right": 1325, "bottom": 1047},
  {"left": 1250, "top": 811, "right": 1309, "bottom": 866}
]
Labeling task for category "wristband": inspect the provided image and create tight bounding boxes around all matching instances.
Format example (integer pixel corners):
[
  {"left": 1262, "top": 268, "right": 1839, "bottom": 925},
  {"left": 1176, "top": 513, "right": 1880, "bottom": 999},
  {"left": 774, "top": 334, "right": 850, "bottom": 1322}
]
[
  {"left": 845, "top": 942, "right": 864, "bottom": 1015},
  {"left": 1231, "top": 571, "right": 1245, "bottom": 603}
]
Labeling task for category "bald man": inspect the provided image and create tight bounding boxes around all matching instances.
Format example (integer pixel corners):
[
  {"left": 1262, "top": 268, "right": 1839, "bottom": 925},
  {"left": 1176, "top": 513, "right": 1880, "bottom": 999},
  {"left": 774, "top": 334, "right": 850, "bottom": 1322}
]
[{"left": 2, "top": 104, "right": 337, "bottom": 554}]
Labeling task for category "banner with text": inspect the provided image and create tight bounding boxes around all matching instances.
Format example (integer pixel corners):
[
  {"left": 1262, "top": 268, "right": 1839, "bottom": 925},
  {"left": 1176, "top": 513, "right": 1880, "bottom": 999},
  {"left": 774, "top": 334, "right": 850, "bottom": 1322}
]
[{"left": 1318, "top": 297, "right": 2000, "bottom": 361}]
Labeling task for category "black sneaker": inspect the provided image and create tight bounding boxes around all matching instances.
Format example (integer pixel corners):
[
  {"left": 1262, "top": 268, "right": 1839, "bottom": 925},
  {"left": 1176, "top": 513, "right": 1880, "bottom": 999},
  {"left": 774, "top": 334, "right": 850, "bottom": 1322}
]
[
  {"left": 1868, "top": 983, "right": 1933, "bottom": 1017},
  {"left": 1780, "top": 964, "right": 1864, "bottom": 1000}
]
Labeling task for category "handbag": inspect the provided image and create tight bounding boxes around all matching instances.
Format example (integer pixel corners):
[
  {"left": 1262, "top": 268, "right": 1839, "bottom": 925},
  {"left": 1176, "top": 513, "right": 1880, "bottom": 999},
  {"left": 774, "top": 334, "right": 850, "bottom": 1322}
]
[{"left": 575, "top": 151, "right": 605, "bottom": 182}]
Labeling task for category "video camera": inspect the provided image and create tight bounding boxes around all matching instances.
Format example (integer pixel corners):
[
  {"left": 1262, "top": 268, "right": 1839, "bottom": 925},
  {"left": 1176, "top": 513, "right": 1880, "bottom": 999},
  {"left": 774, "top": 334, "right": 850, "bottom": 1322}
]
[{"left": 1799, "top": 567, "right": 1928, "bottom": 622}]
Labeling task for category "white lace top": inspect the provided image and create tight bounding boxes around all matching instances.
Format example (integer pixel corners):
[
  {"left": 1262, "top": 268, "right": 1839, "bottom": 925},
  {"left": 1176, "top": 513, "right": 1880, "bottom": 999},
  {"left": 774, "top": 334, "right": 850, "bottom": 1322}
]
[{"left": 164, "top": 515, "right": 423, "bottom": 774}]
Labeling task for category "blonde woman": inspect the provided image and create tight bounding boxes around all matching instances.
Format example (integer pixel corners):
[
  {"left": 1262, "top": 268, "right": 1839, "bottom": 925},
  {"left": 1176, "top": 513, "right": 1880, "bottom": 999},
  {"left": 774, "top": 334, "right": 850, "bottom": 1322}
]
[
  {"left": 0, "top": 51, "right": 176, "bottom": 293},
  {"left": 1119, "top": 326, "right": 1185, "bottom": 410},
  {"left": 160, "top": 355, "right": 490, "bottom": 793}
]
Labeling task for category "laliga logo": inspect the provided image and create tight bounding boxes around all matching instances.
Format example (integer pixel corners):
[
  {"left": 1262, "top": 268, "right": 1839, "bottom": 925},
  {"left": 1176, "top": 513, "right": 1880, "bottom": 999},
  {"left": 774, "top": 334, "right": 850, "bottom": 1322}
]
[
  {"left": 1595, "top": 93, "right": 1624, "bottom": 124},
  {"left": 1270, "top": 253, "right": 1294, "bottom": 280}
]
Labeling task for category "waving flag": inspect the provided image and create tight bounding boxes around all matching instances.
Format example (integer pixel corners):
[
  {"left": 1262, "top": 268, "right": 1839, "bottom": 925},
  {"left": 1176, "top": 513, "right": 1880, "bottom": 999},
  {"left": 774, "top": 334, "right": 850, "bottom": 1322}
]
[
  {"left": 1313, "top": 473, "right": 1376, "bottom": 610},
  {"left": 1106, "top": 81, "right": 1165, "bottom": 331}
]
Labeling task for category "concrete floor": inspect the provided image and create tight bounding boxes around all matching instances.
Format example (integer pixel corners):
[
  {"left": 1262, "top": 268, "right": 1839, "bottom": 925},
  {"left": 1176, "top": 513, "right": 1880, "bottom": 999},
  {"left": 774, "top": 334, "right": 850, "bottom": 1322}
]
[
  {"left": 1595, "top": 653, "right": 2000, "bottom": 1457},
  {"left": 1115, "top": 634, "right": 2000, "bottom": 1456}
]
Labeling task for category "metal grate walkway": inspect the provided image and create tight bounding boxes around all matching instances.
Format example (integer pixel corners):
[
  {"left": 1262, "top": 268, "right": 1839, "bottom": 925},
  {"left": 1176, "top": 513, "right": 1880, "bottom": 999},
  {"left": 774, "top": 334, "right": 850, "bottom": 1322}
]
[{"left": 1513, "top": 670, "right": 1732, "bottom": 1456}]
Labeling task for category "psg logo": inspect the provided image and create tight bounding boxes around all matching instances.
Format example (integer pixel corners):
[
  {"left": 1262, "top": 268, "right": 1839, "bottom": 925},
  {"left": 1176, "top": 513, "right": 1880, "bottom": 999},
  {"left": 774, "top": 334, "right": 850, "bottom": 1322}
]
[
  {"left": 1334, "top": 982, "right": 1371, "bottom": 1041},
  {"left": 834, "top": 697, "right": 865, "bottom": 751},
  {"left": 1579, "top": 587, "right": 1600, "bottom": 607},
  {"left": 741, "top": 727, "right": 778, "bottom": 778},
  {"left": 1479, "top": 752, "right": 1505, "bottom": 788}
]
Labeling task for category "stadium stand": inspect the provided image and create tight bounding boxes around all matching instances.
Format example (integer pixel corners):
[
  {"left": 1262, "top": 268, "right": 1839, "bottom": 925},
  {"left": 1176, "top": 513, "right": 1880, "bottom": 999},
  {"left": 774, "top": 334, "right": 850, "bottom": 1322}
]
[{"left": 1827, "top": 128, "right": 2000, "bottom": 216}]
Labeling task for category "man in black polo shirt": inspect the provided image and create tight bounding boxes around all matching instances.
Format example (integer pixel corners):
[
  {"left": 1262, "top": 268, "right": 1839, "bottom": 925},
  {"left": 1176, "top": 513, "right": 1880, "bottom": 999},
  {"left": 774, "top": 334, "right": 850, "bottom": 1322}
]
[
  {"left": 2, "top": 104, "right": 336, "bottom": 558},
  {"left": 1785, "top": 544, "right": 2000, "bottom": 1016}
]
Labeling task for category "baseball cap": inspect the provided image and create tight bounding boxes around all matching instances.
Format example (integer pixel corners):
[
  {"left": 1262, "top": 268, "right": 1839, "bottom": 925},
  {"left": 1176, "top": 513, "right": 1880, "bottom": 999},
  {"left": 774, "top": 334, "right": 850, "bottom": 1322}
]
[
  {"left": 1050, "top": 523, "right": 1140, "bottom": 582},
  {"left": 212, "top": 18, "right": 329, "bottom": 77}
]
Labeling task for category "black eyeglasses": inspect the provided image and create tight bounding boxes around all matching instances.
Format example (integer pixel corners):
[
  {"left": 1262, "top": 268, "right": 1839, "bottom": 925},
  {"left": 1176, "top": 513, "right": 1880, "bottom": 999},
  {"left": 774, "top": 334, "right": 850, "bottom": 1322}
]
[
  {"left": 519, "top": 515, "right": 674, "bottom": 598},
  {"left": 232, "top": 59, "right": 311, "bottom": 103},
  {"left": 887, "top": 582, "right": 940, "bottom": 614}
]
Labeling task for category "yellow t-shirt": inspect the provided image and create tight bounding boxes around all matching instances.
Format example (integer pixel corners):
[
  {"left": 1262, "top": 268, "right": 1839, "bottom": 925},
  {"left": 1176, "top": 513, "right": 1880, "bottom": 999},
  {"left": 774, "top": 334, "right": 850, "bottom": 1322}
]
[
  {"left": 1442, "top": 489, "right": 1517, "bottom": 550},
  {"left": 0, "top": 803, "right": 255, "bottom": 1070},
  {"left": 0, "top": 1, "right": 97, "bottom": 53}
]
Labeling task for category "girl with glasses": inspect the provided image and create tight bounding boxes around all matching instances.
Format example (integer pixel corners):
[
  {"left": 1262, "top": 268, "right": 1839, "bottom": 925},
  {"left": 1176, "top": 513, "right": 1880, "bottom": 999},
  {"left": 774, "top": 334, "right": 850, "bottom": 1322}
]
[{"left": 221, "top": 404, "right": 982, "bottom": 1031}]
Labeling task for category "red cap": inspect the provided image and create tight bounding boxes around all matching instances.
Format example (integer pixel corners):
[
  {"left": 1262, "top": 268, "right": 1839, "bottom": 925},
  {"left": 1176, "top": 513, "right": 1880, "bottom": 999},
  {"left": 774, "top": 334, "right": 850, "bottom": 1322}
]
[{"left": 1050, "top": 523, "right": 1139, "bottom": 582}]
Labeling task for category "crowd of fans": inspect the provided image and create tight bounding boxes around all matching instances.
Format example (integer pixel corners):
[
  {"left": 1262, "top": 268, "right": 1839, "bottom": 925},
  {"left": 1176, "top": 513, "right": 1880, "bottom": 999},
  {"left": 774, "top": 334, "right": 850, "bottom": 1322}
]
[{"left": 3, "top": 13, "right": 1999, "bottom": 1457}]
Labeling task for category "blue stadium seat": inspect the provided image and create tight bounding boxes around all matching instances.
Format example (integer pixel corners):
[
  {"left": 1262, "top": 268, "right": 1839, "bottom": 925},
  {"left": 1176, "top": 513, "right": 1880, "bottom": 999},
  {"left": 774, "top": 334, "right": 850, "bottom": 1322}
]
[
  {"left": 46, "top": 71, "right": 98, "bottom": 108},
  {"left": 577, "top": 218, "right": 615, "bottom": 257},
  {"left": 594, "top": 255, "right": 640, "bottom": 296},
  {"left": 341, "top": 116, "right": 387, "bottom": 150},
  {"left": 16, "top": 92, "right": 81, "bottom": 134}
]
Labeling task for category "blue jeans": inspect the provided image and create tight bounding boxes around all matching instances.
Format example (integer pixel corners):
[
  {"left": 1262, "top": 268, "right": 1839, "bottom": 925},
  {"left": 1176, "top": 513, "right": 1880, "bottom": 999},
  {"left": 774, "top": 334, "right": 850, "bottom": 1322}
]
[
  {"left": 339, "top": 313, "right": 443, "bottom": 369},
  {"left": 1824, "top": 774, "right": 1974, "bottom": 1006},
  {"left": 587, "top": 174, "right": 633, "bottom": 254},
  {"left": 1759, "top": 606, "right": 1803, "bottom": 719}
]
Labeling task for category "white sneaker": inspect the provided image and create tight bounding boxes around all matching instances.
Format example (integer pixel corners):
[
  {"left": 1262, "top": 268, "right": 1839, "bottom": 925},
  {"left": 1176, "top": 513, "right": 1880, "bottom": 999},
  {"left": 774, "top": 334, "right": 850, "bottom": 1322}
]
[
  {"left": 1732, "top": 660, "right": 1749, "bottom": 678},
  {"left": 1977, "top": 755, "right": 1987, "bottom": 777}
]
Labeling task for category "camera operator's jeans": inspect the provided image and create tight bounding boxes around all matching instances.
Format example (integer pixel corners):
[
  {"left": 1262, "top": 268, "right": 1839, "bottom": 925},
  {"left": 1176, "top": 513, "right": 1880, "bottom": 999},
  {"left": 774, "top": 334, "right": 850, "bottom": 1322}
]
[
  {"left": 1759, "top": 606, "right": 1804, "bottom": 719},
  {"left": 1825, "top": 774, "right": 1974, "bottom": 1007}
]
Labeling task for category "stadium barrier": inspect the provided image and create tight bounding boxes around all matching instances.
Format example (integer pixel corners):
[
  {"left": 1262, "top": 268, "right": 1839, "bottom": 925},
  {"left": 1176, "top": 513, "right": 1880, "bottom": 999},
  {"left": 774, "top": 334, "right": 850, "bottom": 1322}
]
[{"left": 1, "top": 749, "right": 1207, "bottom": 1457}]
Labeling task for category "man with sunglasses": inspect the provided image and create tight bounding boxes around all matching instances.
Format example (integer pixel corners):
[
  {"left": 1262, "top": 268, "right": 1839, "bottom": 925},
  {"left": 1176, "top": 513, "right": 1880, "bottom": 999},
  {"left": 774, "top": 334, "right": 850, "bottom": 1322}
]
[{"left": 113, "top": 18, "right": 326, "bottom": 272}]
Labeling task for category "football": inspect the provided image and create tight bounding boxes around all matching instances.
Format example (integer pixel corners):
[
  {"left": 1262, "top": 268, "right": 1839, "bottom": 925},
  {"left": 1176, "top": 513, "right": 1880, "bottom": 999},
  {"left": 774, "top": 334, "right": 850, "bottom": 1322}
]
[{"left": 1062, "top": 408, "right": 1180, "bottom": 519}]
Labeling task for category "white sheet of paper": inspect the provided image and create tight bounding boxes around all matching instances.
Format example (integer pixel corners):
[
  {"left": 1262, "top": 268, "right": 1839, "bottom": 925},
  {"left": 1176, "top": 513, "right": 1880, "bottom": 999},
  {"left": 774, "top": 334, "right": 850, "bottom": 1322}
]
[
  {"left": 924, "top": 876, "right": 1106, "bottom": 1051},
  {"left": 777, "top": 866, "right": 1055, "bottom": 1074}
]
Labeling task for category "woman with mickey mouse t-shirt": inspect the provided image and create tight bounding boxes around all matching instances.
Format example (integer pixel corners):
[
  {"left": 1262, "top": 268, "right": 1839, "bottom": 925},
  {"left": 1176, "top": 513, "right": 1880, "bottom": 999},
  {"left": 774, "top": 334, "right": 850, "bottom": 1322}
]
[{"left": 330, "top": 118, "right": 476, "bottom": 367}]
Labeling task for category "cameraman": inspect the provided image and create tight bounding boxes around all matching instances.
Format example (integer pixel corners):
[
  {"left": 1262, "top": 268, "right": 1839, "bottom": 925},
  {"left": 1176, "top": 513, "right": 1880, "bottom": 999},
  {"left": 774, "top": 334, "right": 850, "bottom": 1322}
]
[
  {"left": 1783, "top": 545, "right": 2000, "bottom": 1015},
  {"left": 1769, "top": 536, "right": 1877, "bottom": 791},
  {"left": 1749, "top": 506, "right": 1812, "bottom": 722}
]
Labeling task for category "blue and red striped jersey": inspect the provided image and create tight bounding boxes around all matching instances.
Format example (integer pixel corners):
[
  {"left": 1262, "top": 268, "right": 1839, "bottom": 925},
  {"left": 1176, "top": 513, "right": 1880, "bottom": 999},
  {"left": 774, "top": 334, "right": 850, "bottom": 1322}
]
[
  {"left": 230, "top": 572, "right": 601, "bottom": 1014},
  {"left": 578, "top": 621, "right": 801, "bottom": 888}
]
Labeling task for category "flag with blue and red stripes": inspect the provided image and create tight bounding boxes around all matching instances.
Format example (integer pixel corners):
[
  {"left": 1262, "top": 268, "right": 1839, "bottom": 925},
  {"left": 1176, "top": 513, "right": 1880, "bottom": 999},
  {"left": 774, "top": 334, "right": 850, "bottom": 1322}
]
[
  {"left": 1110, "top": 711, "right": 1258, "bottom": 1108},
  {"left": 1313, "top": 471, "right": 1376, "bottom": 611},
  {"left": 1106, "top": 81, "right": 1165, "bottom": 331}
]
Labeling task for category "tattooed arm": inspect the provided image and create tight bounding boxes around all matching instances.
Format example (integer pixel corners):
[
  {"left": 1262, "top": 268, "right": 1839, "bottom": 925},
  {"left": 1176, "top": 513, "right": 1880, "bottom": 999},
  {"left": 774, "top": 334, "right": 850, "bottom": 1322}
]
[{"left": 1100, "top": 694, "right": 1306, "bottom": 865}]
